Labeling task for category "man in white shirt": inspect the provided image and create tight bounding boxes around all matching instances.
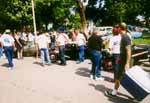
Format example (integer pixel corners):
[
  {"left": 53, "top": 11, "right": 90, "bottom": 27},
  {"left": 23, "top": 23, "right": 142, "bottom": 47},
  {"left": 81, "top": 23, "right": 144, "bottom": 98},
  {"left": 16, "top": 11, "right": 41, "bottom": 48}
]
[
  {"left": 56, "top": 27, "right": 69, "bottom": 65},
  {"left": 36, "top": 32, "right": 51, "bottom": 66},
  {"left": 0, "top": 29, "right": 15, "bottom": 70},
  {"left": 74, "top": 28, "right": 86, "bottom": 64}
]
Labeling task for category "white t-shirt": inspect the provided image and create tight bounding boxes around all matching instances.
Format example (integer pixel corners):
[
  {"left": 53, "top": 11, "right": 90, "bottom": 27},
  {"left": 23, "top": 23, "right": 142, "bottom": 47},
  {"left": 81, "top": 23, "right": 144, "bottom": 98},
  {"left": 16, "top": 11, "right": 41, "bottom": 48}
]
[
  {"left": 76, "top": 33, "right": 86, "bottom": 46},
  {"left": 56, "top": 33, "right": 69, "bottom": 46},
  {"left": 36, "top": 34, "right": 49, "bottom": 49},
  {"left": 0, "top": 34, "right": 15, "bottom": 47},
  {"left": 28, "top": 33, "right": 34, "bottom": 41},
  {"left": 109, "top": 34, "right": 121, "bottom": 54},
  {"left": 20, "top": 32, "right": 27, "bottom": 41}
]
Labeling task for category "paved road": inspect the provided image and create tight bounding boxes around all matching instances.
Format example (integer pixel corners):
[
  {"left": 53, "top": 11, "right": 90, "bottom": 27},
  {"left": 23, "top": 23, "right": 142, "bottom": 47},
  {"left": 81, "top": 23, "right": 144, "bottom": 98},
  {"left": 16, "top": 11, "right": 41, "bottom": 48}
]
[{"left": 0, "top": 57, "right": 149, "bottom": 103}]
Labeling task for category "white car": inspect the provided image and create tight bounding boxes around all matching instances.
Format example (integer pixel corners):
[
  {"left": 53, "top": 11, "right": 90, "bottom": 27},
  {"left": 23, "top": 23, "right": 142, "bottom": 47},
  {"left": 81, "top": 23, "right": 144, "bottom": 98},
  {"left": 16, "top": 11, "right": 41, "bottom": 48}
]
[{"left": 96, "top": 26, "right": 113, "bottom": 35}]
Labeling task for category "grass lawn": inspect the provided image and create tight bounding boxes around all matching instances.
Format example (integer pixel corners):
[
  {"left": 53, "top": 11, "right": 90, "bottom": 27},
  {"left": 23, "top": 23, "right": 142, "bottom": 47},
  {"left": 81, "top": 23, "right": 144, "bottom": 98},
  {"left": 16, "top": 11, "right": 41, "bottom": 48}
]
[{"left": 133, "top": 34, "right": 150, "bottom": 45}]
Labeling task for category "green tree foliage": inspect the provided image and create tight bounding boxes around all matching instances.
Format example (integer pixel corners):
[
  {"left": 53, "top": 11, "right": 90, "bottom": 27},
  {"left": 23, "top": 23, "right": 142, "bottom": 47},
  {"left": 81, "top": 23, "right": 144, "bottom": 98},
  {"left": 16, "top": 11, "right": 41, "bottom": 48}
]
[
  {"left": 0, "top": 0, "right": 149, "bottom": 31},
  {"left": 86, "top": 0, "right": 146, "bottom": 26},
  {"left": 0, "top": 0, "right": 32, "bottom": 31},
  {"left": 35, "top": 0, "right": 78, "bottom": 30}
]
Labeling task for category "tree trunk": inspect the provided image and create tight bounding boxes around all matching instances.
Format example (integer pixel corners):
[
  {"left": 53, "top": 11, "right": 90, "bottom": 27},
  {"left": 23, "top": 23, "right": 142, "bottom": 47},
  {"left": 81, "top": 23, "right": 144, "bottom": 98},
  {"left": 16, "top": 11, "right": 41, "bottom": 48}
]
[{"left": 76, "top": 0, "right": 88, "bottom": 36}]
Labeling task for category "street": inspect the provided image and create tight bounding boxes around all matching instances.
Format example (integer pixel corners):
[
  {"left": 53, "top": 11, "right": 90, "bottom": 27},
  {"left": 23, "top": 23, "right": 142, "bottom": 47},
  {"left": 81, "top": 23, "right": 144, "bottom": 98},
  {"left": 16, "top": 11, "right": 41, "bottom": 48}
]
[{"left": 0, "top": 57, "right": 149, "bottom": 103}]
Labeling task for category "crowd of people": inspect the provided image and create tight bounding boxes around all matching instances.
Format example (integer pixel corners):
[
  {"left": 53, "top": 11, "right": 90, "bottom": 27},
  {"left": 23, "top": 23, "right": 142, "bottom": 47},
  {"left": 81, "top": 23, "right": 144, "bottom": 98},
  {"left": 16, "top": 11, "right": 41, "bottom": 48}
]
[
  {"left": 0, "top": 26, "right": 88, "bottom": 68},
  {"left": 0, "top": 22, "right": 132, "bottom": 98}
]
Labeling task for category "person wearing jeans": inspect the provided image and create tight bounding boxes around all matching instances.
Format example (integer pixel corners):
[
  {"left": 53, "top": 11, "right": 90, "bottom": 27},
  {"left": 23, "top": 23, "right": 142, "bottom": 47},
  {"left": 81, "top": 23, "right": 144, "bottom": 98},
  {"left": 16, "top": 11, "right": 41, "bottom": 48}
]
[
  {"left": 58, "top": 45, "right": 66, "bottom": 65},
  {"left": 36, "top": 32, "right": 51, "bottom": 67},
  {"left": 0, "top": 29, "right": 15, "bottom": 70},
  {"left": 90, "top": 50, "right": 102, "bottom": 78},
  {"left": 0, "top": 46, "right": 2, "bottom": 58},
  {"left": 74, "top": 28, "right": 86, "bottom": 64},
  {"left": 56, "top": 27, "right": 69, "bottom": 66},
  {"left": 40, "top": 48, "right": 51, "bottom": 65},
  {"left": 78, "top": 45, "right": 85, "bottom": 63},
  {"left": 88, "top": 27, "right": 105, "bottom": 81},
  {"left": 3, "top": 46, "right": 14, "bottom": 67}
]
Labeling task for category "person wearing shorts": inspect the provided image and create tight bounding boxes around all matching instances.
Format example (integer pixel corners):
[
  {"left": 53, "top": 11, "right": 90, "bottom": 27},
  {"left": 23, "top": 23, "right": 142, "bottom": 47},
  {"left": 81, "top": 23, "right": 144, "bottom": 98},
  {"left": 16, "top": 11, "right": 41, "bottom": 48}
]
[{"left": 105, "top": 22, "right": 132, "bottom": 96}]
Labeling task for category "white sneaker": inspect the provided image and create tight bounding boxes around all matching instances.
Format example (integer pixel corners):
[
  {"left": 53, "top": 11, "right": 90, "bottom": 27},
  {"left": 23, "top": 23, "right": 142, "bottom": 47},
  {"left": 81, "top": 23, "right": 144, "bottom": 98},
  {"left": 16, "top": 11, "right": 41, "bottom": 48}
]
[
  {"left": 95, "top": 77, "right": 104, "bottom": 81},
  {"left": 8, "top": 67, "right": 13, "bottom": 70},
  {"left": 90, "top": 75, "right": 94, "bottom": 79},
  {"left": 111, "top": 89, "right": 117, "bottom": 96}
]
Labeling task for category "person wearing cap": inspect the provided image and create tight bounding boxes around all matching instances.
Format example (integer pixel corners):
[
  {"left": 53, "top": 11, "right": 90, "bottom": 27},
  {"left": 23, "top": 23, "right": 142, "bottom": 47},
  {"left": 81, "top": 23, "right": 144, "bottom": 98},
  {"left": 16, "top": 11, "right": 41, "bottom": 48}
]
[
  {"left": 0, "top": 29, "right": 15, "bottom": 70},
  {"left": 56, "top": 27, "right": 69, "bottom": 65},
  {"left": 105, "top": 22, "right": 132, "bottom": 96},
  {"left": 108, "top": 26, "right": 121, "bottom": 81},
  {"left": 87, "top": 27, "right": 105, "bottom": 81}
]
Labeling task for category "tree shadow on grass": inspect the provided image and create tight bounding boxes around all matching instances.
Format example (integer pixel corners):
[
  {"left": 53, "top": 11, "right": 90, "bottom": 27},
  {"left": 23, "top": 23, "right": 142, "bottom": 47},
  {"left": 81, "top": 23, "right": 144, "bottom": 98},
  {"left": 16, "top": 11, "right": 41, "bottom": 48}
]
[{"left": 89, "top": 84, "right": 135, "bottom": 103}]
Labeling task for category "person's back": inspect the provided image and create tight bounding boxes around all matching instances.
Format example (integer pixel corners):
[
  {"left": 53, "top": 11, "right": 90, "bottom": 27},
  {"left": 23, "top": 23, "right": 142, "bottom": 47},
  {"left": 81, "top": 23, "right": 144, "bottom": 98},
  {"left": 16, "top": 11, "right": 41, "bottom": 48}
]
[
  {"left": 88, "top": 28, "right": 104, "bottom": 81},
  {"left": 88, "top": 34, "right": 102, "bottom": 51},
  {"left": 1, "top": 33, "right": 14, "bottom": 47},
  {"left": 37, "top": 34, "right": 49, "bottom": 49},
  {"left": 76, "top": 32, "right": 86, "bottom": 46},
  {"left": 56, "top": 32, "right": 68, "bottom": 46},
  {"left": 0, "top": 29, "right": 15, "bottom": 70},
  {"left": 37, "top": 33, "right": 51, "bottom": 66}
]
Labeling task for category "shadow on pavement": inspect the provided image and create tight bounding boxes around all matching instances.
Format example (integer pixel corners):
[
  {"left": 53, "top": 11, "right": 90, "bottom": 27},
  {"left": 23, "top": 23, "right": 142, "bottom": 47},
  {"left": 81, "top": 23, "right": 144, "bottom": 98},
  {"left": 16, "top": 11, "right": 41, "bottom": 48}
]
[
  {"left": 75, "top": 67, "right": 90, "bottom": 78},
  {"left": 1, "top": 63, "right": 9, "bottom": 67},
  {"left": 89, "top": 84, "right": 134, "bottom": 103},
  {"left": 33, "top": 61, "right": 41, "bottom": 66},
  {"left": 102, "top": 76, "right": 114, "bottom": 83}
]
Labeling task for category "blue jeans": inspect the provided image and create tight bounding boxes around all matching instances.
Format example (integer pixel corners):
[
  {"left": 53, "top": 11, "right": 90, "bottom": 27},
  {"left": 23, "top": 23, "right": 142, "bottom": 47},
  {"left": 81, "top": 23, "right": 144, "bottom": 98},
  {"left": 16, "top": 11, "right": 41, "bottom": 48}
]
[
  {"left": 0, "top": 47, "right": 3, "bottom": 58},
  {"left": 59, "top": 46, "right": 66, "bottom": 64},
  {"left": 78, "top": 45, "right": 85, "bottom": 62},
  {"left": 90, "top": 50, "right": 102, "bottom": 77},
  {"left": 40, "top": 48, "right": 51, "bottom": 65},
  {"left": 112, "top": 54, "right": 120, "bottom": 79},
  {"left": 4, "top": 46, "right": 14, "bottom": 67},
  {"left": 51, "top": 42, "right": 55, "bottom": 50}
]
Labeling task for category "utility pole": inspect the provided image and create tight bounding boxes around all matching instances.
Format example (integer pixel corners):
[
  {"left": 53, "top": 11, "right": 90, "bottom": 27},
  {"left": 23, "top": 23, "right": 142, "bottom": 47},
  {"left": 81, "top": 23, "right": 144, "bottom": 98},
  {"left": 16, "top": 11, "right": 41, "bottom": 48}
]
[{"left": 31, "top": 0, "right": 37, "bottom": 37}]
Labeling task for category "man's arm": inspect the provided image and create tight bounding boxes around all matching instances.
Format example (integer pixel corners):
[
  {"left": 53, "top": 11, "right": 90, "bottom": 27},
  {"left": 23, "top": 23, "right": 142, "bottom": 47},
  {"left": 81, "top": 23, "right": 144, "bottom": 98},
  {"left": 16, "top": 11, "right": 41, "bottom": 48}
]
[{"left": 125, "top": 45, "right": 131, "bottom": 70}]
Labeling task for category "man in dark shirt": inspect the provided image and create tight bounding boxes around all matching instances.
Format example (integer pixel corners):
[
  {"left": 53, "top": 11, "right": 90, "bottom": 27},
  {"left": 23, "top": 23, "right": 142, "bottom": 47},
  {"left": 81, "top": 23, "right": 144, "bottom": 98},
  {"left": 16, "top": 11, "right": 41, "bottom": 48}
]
[
  {"left": 88, "top": 27, "right": 104, "bottom": 81},
  {"left": 105, "top": 22, "right": 132, "bottom": 96}
]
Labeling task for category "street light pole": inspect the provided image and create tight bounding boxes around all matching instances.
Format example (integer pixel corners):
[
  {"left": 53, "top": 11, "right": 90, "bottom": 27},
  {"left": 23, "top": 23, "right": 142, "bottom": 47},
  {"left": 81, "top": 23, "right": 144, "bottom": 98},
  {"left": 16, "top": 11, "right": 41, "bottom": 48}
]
[{"left": 31, "top": 0, "right": 37, "bottom": 37}]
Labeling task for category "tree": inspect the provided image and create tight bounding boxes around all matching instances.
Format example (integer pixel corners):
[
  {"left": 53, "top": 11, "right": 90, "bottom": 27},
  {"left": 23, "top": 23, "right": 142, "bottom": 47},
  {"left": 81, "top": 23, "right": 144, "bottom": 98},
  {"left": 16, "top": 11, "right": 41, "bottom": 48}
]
[
  {"left": 0, "top": 0, "right": 32, "bottom": 31},
  {"left": 76, "top": 0, "right": 87, "bottom": 30},
  {"left": 35, "top": 0, "right": 75, "bottom": 30}
]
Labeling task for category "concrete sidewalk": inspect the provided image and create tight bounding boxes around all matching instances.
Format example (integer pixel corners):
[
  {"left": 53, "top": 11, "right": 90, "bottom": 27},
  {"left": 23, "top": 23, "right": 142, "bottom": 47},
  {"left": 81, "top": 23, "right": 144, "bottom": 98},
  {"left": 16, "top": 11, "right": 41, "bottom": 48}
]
[{"left": 0, "top": 57, "right": 147, "bottom": 103}]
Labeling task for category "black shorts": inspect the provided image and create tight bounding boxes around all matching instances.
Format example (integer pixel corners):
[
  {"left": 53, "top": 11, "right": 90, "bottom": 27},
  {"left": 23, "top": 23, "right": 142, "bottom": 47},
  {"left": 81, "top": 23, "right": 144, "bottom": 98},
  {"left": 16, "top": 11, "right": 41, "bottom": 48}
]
[{"left": 116, "top": 61, "right": 125, "bottom": 80}]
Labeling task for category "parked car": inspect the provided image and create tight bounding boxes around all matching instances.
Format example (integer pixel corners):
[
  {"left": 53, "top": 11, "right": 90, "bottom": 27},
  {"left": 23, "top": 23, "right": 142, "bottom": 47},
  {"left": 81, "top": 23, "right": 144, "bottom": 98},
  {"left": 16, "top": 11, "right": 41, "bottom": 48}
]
[
  {"left": 127, "top": 25, "right": 143, "bottom": 38},
  {"left": 96, "top": 26, "right": 113, "bottom": 35}
]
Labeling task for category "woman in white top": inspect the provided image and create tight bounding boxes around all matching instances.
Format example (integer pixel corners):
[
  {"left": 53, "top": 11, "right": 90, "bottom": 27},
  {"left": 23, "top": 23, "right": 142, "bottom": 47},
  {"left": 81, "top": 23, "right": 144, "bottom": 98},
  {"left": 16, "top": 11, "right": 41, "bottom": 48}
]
[{"left": 109, "top": 27, "right": 121, "bottom": 80}]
